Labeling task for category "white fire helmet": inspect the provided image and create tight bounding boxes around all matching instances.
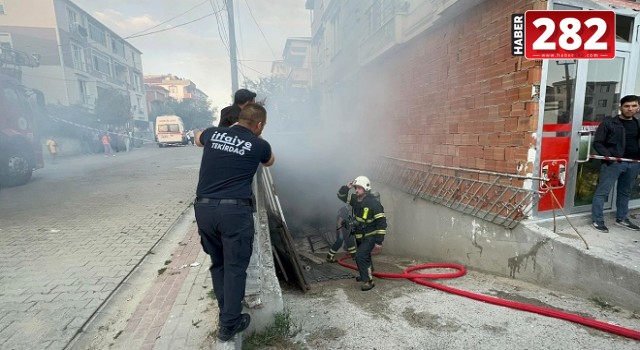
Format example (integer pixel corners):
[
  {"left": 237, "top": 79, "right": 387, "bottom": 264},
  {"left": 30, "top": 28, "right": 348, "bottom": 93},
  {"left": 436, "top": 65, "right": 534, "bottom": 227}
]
[{"left": 353, "top": 176, "right": 371, "bottom": 191}]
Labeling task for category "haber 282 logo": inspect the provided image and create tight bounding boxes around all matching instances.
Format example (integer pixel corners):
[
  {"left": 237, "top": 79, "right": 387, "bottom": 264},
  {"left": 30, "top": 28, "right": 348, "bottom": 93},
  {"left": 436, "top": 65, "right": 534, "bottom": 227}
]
[{"left": 512, "top": 10, "right": 615, "bottom": 59}]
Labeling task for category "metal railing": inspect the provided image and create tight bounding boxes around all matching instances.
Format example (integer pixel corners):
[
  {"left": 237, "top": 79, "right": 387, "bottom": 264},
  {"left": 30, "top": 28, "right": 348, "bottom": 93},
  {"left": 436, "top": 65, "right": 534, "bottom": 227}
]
[
  {"left": 258, "top": 167, "right": 310, "bottom": 291},
  {"left": 372, "top": 157, "right": 545, "bottom": 229}
]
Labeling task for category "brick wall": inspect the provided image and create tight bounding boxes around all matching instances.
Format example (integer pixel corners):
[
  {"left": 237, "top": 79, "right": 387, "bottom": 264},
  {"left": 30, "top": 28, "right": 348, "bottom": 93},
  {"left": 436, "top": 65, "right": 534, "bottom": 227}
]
[{"left": 359, "top": 0, "right": 546, "bottom": 175}]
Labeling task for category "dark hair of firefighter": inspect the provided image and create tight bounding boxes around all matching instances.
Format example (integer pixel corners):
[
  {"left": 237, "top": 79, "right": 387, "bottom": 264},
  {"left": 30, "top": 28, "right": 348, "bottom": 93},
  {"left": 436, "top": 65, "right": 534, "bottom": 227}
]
[{"left": 238, "top": 103, "right": 267, "bottom": 127}]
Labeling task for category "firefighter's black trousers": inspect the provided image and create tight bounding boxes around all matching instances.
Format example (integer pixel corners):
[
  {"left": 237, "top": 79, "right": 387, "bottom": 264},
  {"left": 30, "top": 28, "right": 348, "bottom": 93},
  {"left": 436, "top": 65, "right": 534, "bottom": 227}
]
[
  {"left": 195, "top": 200, "right": 254, "bottom": 328},
  {"left": 355, "top": 235, "right": 377, "bottom": 282}
]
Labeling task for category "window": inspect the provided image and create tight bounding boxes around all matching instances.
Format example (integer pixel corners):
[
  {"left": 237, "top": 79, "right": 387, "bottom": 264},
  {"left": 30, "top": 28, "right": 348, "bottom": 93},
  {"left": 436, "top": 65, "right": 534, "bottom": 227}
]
[
  {"left": 159, "top": 124, "right": 180, "bottom": 132},
  {"left": 133, "top": 74, "right": 142, "bottom": 91},
  {"left": 368, "top": 0, "right": 394, "bottom": 33},
  {"left": 78, "top": 80, "right": 89, "bottom": 104},
  {"left": 71, "top": 43, "right": 86, "bottom": 71},
  {"left": 0, "top": 42, "right": 10, "bottom": 52},
  {"left": 111, "top": 38, "right": 124, "bottom": 57},
  {"left": 0, "top": 2, "right": 5, "bottom": 15},
  {"left": 92, "top": 50, "right": 111, "bottom": 75},
  {"left": 287, "top": 55, "right": 305, "bottom": 68},
  {"left": 4, "top": 88, "right": 29, "bottom": 115},
  {"left": 598, "top": 99, "right": 608, "bottom": 108},
  {"left": 0, "top": 32, "right": 12, "bottom": 52},
  {"left": 88, "top": 21, "right": 106, "bottom": 45},
  {"left": 599, "top": 85, "right": 610, "bottom": 93},
  {"left": 68, "top": 8, "right": 78, "bottom": 33},
  {"left": 616, "top": 15, "right": 634, "bottom": 43}
]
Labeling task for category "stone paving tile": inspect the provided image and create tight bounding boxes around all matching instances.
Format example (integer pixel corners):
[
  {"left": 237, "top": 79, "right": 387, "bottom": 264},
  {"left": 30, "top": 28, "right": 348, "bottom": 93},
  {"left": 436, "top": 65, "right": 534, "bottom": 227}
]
[
  {"left": 0, "top": 147, "right": 201, "bottom": 349},
  {"left": 112, "top": 226, "right": 205, "bottom": 349},
  {"left": 155, "top": 242, "right": 216, "bottom": 350}
]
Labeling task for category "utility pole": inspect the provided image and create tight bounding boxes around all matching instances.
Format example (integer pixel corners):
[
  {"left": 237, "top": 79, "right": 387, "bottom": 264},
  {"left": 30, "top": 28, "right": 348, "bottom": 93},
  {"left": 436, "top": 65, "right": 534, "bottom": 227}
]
[{"left": 226, "top": 0, "right": 239, "bottom": 93}]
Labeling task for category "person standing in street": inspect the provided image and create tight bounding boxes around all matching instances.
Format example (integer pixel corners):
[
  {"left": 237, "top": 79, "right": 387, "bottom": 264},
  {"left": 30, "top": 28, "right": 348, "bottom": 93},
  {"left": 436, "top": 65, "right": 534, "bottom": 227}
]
[
  {"left": 101, "top": 132, "right": 115, "bottom": 157},
  {"left": 326, "top": 205, "right": 357, "bottom": 263},
  {"left": 337, "top": 176, "right": 387, "bottom": 291},
  {"left": 592, "top": 95, "right": 640, "bottom": 233},
  {"left": 45, "top": 136, "right": 58, "bottom": 163},
  {"left": 187, "top": 129, "right": 195, "bottom": 145},
  {"left": 217, "top": 89, "right": 257, "bottom": 127},
  {"left": 194, "top": 103, "right": 275, "bottom": 342}
]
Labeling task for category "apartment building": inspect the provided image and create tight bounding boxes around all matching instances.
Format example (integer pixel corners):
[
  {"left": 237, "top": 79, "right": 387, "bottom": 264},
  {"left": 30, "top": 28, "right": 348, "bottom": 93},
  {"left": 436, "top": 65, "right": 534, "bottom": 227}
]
[
  {"left": 144, "top": 74, "right": 208, "bottom": 102},
  {"left": 0, "top": 0, "right": 149, "bottom": 127},
  {"left": 272, "top": 37, "right": 312, "bottom": 94},
  {"left": 145, "top": 84, "right": 171, "bottom": 117}
]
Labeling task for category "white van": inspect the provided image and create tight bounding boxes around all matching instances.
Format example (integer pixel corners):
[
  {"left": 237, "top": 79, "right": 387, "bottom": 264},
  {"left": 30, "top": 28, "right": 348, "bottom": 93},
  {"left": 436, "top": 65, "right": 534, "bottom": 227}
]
[{"left": 155, "top": 115, "right": 187, "bottom": 147}]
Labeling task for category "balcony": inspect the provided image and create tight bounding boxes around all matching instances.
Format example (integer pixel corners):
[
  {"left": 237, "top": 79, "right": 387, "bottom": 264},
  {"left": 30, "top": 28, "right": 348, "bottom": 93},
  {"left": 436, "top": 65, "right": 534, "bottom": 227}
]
[{"left": 359, "top": 16, "right": 399, "bottom": 65}]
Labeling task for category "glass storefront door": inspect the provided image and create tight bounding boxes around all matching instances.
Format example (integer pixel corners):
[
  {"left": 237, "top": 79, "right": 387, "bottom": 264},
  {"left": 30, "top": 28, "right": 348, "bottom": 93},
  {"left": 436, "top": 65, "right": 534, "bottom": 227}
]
[{"left": 565, "top": 53, "right": 633, "bottom": 212}]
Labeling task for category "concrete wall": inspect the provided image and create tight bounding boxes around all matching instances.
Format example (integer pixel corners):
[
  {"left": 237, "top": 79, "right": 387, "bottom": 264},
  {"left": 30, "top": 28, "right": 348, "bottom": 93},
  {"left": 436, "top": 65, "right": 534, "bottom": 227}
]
[{"left": 377, "top": 181, "right": 640, "bottom": 311}]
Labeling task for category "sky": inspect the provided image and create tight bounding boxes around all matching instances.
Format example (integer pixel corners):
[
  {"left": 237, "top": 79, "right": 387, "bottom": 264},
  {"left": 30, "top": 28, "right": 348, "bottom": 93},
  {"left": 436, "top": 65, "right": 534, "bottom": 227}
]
[{"left": 71, "top": 0, "right": 311, "bottom": 111}]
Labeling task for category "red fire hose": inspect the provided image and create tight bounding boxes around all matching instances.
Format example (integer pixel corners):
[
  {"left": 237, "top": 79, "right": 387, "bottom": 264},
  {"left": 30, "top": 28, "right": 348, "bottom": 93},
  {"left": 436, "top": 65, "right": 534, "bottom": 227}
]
[{"left": 337, "top": 256, "right": 640, "bottom": 341}]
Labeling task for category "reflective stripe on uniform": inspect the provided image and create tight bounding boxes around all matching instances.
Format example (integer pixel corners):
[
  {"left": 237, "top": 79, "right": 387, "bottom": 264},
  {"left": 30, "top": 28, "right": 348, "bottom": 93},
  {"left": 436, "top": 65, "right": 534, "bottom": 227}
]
[{"left": 354, "top": 230, "right": 385, "bottom": 239}]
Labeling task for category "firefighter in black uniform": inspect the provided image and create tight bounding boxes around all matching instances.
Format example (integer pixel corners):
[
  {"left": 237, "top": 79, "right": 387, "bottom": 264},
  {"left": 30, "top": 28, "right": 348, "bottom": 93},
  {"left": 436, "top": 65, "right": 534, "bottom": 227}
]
[
  {"left": 326, "top": 205, "right": 357, "bottom": 262},
  {"left": 194, "top": 104, "right": 275, "bottom": 341},
  {"left": 337, "top": 176, "right": 387, "bottom": 291}
]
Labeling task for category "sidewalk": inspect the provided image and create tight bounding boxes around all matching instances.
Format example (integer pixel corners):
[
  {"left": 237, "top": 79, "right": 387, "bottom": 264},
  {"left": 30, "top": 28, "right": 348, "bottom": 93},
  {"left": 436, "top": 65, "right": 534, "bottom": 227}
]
[{"left": 111, "top": 225, "right": 219, "bottom": 350}]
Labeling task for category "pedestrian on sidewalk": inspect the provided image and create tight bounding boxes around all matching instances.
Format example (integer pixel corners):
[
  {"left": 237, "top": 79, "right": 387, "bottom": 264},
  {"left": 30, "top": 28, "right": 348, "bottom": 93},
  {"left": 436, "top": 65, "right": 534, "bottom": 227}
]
[
  {"left": 337, "top": 176, "right": 387, "bottom": 291},
  {"left": 194, "top": 103, "right": 275, "bottom": 342},
  {"left": 592, "top": 95, "right": 640, "bottom": 233}
]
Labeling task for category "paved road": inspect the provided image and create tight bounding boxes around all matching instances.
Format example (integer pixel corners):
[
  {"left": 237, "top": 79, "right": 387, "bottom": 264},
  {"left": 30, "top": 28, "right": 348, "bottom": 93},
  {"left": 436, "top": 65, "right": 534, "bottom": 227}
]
[{"left": 0, "top": 145, "right": 201, "bottom": 349}]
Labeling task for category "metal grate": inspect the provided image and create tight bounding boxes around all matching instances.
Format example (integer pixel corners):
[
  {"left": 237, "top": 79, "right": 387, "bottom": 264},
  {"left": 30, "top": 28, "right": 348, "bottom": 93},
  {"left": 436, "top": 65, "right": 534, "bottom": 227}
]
[{"left": 371, "top": 157, "right": 546, "bottom": 229}]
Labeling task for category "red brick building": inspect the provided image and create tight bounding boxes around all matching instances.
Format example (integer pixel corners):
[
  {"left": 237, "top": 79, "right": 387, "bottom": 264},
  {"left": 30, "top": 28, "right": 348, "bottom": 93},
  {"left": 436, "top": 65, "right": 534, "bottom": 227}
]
[{"left": 306, "top": 0, "right": 640, "bottom": 219}]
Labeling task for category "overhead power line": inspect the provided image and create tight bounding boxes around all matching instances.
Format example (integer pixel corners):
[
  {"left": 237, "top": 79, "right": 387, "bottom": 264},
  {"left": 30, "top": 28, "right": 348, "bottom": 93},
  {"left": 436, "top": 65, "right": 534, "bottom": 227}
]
[
  {"left": 243, "top": 0, "right": 277, "bottom": 60},
  {"left": 126, "top": 12, "right": 217, "bottom": 39},
  {"left": 124, "top": 0, "right": 210, "bottom": 38}
]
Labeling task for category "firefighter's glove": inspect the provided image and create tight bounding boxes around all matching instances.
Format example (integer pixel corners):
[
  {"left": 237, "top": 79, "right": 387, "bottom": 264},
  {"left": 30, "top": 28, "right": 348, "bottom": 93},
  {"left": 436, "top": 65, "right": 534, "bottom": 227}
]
[{"left": 375, "top": 235, "right": 385, "bottom": 245}]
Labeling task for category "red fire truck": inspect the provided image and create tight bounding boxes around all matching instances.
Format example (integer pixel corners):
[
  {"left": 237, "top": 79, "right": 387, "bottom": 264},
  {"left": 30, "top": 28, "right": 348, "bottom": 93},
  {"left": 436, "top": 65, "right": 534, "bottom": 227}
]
[{"left": 0, "top": 49, "right": 44, "bottom": 187}]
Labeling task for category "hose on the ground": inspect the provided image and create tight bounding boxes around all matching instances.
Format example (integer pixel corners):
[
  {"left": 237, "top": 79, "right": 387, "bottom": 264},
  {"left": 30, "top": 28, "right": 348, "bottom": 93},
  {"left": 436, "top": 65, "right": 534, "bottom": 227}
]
[{"left": 337, "top": 256, "right": 640, "bottom": 341}]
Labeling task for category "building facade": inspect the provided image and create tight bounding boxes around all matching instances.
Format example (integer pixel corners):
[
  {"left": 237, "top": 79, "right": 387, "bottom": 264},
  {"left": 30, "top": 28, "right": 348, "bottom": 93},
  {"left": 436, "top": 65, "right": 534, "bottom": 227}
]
[
  {"left": 0, "top": 0, "right": 149, "bottom": 127},
  {"left": 144, "top": 84, "right": 171, "bottom": 118},
  {"left": 143, "top": 74, "right": 208, "bottom": 103},
  {"left": 306, "top": 0, "right": 640, "bottom": 218},
  {"left": 276, "top": 37, "right": 312, "bottom": 92}
]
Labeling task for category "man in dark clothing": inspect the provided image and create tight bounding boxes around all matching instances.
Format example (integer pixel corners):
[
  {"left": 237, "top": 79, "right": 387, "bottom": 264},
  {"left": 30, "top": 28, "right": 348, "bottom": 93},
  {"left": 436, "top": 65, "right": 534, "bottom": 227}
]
[
  {"left": 218, "top": 89, "right": 257, "bottom": 127},
  {"left": 326, "top": 205, "right": 357, "bottom": 263},
  {"left": 194, "top": 103, "right": 275, "bottom": 341},
  {"left": 337, "top": 175, "right": 386, "bottom": 291},
  {"left": 591, "top": 95, "right": 640, "bottom": 233}
]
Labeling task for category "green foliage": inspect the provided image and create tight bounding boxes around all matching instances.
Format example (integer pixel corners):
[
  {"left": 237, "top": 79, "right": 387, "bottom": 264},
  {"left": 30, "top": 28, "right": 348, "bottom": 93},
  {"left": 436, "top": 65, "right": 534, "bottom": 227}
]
[
  {"left": 94, "top": 88, "right": 132, "bottom": 126},
  {"left": 149, "top": 98, "right": 216, "bottom": 129},
  {"left": 243, "top": 310, "right": 300, "bottom": 350}
]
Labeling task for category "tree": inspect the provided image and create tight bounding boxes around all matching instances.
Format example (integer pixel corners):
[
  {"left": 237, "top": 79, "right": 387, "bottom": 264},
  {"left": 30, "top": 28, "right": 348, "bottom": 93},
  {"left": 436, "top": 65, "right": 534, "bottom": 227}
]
[
  {"left": 148, "top": 98, "right": 216, "bottom": 129},
  {"left": 173, "top": 98, "right": 216, "bottom": 129},
  {"left": 243, "top": 76, "right": 313, "bottom": 132},
  {"left": 94, "top": 88, "right": 132, "bottom": 127}
]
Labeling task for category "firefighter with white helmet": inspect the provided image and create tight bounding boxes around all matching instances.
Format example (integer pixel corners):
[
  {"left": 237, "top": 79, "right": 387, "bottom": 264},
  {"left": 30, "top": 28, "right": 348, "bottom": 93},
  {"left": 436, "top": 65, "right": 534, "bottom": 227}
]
[{"left": 337, "top": 175, "right": 387, "bottom": 291}]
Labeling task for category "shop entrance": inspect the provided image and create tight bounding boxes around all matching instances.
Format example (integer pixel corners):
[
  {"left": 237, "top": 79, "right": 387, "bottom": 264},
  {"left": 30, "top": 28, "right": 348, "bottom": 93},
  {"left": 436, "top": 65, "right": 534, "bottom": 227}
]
[{"left": 539, "top": 47, "right": 640, "bottom": 214}]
